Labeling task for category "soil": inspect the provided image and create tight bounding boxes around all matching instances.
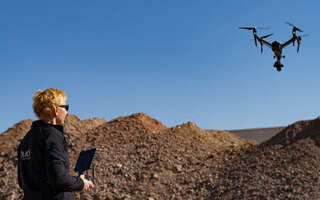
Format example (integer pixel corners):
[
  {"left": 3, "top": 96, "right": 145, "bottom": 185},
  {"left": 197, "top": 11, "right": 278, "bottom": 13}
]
[{"left": 1, "top": 113, "right": 320, "bottom": 200}]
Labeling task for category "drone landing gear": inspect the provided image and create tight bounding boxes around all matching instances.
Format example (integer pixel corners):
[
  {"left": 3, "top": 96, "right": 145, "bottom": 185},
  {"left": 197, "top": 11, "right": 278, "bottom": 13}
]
[
  {"left": 274, "top": 61, "right": 283, "bottom": 72},
  {"left": 274, "top": 55, "right": 285, "bottom": 59}
]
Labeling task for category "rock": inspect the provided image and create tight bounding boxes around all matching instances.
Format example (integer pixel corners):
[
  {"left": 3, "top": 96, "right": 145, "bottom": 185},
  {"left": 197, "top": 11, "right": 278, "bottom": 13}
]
[
  {"left": 176, "top": 164, "right": 182, "bottom": 172},
  {"left": 152, "top": 173, "right": 159, "bottom": 180},
  {"left": 116, "top": 163, "right": 123, "bottom": 168}
]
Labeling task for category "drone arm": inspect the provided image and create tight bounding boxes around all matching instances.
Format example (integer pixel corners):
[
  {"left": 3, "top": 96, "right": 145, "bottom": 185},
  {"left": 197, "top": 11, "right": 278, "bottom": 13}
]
[
  {"left": 256, "top": 37, "right": 272, "bottom": 49},
  {"left": 282, "top": 37, "right": 295, "bottom": 49}
]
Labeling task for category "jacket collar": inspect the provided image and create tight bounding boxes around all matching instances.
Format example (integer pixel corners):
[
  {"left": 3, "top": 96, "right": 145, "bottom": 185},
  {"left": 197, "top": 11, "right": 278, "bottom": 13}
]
[{"left": 31, "top": 120, "right": 64, "bottom": 133}]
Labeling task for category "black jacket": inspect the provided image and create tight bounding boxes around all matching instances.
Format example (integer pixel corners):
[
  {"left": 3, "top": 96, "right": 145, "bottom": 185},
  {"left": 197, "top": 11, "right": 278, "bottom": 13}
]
[{"left": 18, "top": 120, "right": 84, "bottom": 200}]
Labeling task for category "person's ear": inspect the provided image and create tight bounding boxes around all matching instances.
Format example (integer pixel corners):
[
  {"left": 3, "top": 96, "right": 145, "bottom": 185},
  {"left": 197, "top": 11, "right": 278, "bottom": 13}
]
[{"left": 53, "top": 107, "right": 58, "bottom": 117}]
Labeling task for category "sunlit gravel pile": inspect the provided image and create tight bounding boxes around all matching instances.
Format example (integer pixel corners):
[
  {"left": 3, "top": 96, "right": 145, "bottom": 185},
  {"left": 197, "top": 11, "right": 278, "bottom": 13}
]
[{"left": 1, "top": 113, "right": 320, "bottom": 200}]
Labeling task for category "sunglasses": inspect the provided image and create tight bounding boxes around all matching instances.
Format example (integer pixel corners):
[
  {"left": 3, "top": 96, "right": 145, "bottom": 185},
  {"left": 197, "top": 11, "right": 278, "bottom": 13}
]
[{"left": 58, "top": 105, "right": 69, "bottom": 112}]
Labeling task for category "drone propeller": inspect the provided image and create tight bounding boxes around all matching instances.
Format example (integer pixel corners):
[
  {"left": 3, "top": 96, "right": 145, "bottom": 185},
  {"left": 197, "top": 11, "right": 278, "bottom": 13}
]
[
  {"left": 239, "top": 27, "right": 270, "bottom": 47},
  {"left": 250, "top": 33, "right": 273, "bottom": 41},
  {"left": 260, "top": 33, "right": 274, "bottom": 39},
  {"left": 285, "top": 22, "right": 303, "bottom": 32},
  {"left": 239, "top": 27, "right": 254, "bottom": 30},
  {"left": 239, "top": 27, "right": 270, "bottom": 30}
]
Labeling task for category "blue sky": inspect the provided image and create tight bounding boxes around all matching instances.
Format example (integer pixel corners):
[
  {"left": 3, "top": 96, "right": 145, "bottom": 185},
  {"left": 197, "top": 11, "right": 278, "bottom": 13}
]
[{"left": 1, "top": 0, "right": 320, "bottom": 133}]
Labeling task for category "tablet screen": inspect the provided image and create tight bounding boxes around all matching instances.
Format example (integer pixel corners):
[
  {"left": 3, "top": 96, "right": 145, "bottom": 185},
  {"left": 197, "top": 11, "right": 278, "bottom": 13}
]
[{"left": 74, "top": 148, "right": 97, "bottom": 172}]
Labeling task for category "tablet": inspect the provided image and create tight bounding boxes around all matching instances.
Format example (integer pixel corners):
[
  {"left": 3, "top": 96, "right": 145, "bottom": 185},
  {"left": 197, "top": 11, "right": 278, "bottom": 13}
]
[{"left": 74, "top": 148, "right": 97, "bottom": 173}]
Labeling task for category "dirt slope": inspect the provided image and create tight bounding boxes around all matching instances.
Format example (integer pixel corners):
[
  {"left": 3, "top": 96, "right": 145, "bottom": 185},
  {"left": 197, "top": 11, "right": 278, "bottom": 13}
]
[
  {"left": 0, "top": 113, "right": 253, "bottom": 200},
  {"left": 0, "top": 119, "right": 33, "bottom": 200},
  {"left": 5, "top": 114, "right": 320, "bottom": 199},
  {"left": 210, "top": 117, "right": 320, "bottom": 200}
]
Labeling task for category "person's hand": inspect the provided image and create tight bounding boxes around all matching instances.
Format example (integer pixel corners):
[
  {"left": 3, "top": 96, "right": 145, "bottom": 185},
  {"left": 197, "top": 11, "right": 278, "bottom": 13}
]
[{"left": 79, "top": 174, "right": 94, "bottom": 192}]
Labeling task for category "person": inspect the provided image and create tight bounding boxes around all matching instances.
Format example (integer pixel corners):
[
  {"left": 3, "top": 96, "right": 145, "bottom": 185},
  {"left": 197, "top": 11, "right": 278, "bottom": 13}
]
[{"left": 18, "top": 88, "right": 94, "bottom": 200}]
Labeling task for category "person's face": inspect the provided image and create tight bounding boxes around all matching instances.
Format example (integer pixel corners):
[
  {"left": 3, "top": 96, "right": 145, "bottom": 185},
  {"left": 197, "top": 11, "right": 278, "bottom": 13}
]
[{"left": 56, "top": 100, "right": 68, "bottom": 125}]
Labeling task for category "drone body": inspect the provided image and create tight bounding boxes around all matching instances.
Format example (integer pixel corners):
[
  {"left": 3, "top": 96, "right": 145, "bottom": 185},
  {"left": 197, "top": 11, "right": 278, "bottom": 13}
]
[{"left": 240, "top": 23, "right": 308, "bottom": 71}]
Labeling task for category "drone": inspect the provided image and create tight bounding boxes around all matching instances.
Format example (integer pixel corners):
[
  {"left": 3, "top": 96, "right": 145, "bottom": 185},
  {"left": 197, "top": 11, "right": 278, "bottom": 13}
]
[{"left": 239, "top": 22, "right": 308, "bottom": 71}]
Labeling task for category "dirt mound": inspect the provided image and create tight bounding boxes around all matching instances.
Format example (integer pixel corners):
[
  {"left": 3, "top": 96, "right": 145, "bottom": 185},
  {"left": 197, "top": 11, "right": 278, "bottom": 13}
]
[
  {"left": 210, "top": 117, "right": 320, "bottom": 200},
  {"left": 107, "top": 112, "right": 167, "bottom": 133},
  {"left": 5, "top": 114, "right": 320, "bottom": 199},
  {"left": 261, "top": 117, "right": 320, "bottom": 147},
  {"left": 64, "top": 114, "right": 108, "bottom": 134},
  {"left": 0, "top": 119, "right": 33, "bottom": 156},
  {"left": 71, "top": 119, "right": 252, "bottom": 200},
  {"left": 0, "top": 119, "right": 33, "bottom": 200},
  {"left": 0, "top": 113, "right": 253, "bottom": 200},
  {"left": 63, "top": 114, "right": 108, "bottom": 156}
]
